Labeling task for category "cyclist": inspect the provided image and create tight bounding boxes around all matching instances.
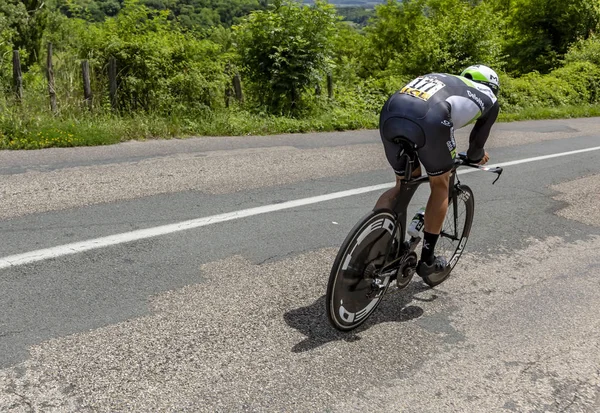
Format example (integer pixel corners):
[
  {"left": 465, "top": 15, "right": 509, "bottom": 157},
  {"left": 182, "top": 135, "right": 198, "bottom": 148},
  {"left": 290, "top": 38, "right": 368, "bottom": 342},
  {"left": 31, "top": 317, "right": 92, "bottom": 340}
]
[{"left": 375, "top": 64, "right": 500, "bottom": 279}]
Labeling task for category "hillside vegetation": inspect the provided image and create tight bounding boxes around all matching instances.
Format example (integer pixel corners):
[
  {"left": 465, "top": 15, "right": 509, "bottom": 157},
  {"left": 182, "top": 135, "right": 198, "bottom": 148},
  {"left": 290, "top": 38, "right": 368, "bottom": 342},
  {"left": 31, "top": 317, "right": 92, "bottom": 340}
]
[{"left": 1, "top": 0, "right": 599, "bottom": 149}]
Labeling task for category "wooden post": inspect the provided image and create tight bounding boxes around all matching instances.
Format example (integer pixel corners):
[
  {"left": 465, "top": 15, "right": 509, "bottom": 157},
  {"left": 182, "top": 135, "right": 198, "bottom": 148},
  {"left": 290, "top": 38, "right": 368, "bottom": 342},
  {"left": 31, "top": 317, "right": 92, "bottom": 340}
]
[
  {"left": 315, "top": 82, "right": 322, "bottom": 97},
  {"left": 224, "top": 63, "right": 232, "bottom": 107},
  {"left": 233, "top": 73, "right": 243, "bottom": 104},
  {"left": 109, "top": 56, "right": 117, "bottom": 110},
  {"left": 291, "top": 87, "right": 297, "bottom": 111},
  {"left": 225, "top": 83, "right": 232, "bottom": 107},
  {"left": 12, "top": 51, "right": 23, "bottom": 103},
  {"left": 47, "top": 43, "right": 57, "bottom": 114},
  {"left": 327, "top": 73, "right": 333, "bottom": 99},
  {"left": 81, "top": 60, "right": 92, "bottom": 110}
]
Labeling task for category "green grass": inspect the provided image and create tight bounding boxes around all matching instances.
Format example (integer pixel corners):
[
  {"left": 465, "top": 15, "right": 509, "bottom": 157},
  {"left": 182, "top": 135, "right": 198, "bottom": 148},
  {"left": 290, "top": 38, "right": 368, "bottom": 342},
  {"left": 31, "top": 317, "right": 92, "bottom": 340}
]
[
  {"left": 1, "top": 103, "right": 599, "bottom": 150},
  {"left": 0, "top": 105, "right": 378, "bottom": 150},
  {"left": 498, "top": 104, "right": 600, "bottom": 122}
]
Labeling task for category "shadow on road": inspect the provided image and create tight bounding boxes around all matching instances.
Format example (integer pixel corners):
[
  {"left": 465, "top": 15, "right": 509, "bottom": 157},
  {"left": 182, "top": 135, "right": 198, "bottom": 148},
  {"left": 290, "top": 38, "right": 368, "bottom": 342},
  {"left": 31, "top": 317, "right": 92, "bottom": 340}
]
[{"left": 283, "top": 281, "right": 435, "bottom": 353}]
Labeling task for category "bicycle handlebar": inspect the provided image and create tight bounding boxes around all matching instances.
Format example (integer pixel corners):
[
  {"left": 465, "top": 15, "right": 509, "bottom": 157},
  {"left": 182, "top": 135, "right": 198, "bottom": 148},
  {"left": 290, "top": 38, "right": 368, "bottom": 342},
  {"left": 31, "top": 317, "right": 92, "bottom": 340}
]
[
  {"left": 399, "top": 151, "right": 503, "bottom": 184},
  {"left": 455, "top": 153, "right": 503, "bottom": 184}
]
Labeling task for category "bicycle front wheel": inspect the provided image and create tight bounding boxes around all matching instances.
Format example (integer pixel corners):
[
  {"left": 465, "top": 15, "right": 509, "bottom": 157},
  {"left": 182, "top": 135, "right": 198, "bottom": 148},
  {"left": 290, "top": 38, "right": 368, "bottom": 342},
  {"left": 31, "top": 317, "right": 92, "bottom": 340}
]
[
  {"left": 422, "top": 184, "right": 475, "bottom": 287},
  {"left": 326, "top": 209, "right": 398, "bottom": 331}
]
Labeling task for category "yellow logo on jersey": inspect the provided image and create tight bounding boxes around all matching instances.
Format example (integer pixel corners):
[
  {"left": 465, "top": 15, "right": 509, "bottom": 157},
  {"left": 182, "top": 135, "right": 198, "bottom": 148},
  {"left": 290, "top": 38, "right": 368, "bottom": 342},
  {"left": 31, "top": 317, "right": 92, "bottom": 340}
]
[
  {"left": 400, "top": 86, "right": 433, "bottom": 101},
  {"left": 400, "top": 76, "right": 446, "bottom": 102}
]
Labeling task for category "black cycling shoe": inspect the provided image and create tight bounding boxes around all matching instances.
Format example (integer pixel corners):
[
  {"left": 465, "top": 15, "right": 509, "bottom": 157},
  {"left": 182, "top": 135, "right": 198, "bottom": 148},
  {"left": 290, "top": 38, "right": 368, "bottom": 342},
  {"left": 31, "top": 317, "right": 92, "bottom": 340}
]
[{"left": 417, "top": 256, "right": 448, "bottom": 278}]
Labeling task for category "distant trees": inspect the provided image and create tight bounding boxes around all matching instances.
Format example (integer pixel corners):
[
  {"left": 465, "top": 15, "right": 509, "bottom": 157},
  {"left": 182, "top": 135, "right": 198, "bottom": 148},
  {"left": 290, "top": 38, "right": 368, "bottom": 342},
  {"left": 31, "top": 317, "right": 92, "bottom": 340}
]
[
  {"left": 55, "top": 0, "right": 269, "bottom": 28},
  {"left": 56, "top": 0, "right": 123, "bottom": 21},
  {"left": 336, "top": 6, "right": 374, "bottom": 25},
  {"left": 1, "top": 0, "right": 599, "bottom": 119}
]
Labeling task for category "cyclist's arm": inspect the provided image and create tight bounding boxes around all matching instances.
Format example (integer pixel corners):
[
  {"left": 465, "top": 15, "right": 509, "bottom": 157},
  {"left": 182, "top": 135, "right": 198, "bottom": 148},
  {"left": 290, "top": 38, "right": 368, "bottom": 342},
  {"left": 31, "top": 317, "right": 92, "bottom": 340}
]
[{"left": 466, "top": 101, "right": 499, "bottom": 163}]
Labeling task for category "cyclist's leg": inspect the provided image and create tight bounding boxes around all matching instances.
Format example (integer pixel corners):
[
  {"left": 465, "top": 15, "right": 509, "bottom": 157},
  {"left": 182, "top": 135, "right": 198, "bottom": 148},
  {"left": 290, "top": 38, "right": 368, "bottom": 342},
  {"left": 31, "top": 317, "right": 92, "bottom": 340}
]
[
  {"left": 415, "top": 102, "right": 456, "bottom": 275},
  {"left": 374, "top": 175, "right": 402, "bottom": 211},
  {"left": 424, "top": 172, "right": 451, "bottom": 234},
  {"left": 417, "top": 101, "right": 456, "bottom": 179},
  {"left": 374, "top": 143, "right": 421, "bottom": 210},
  {"left": 419, "top": 172, "right": 451, "bottom": 272}
]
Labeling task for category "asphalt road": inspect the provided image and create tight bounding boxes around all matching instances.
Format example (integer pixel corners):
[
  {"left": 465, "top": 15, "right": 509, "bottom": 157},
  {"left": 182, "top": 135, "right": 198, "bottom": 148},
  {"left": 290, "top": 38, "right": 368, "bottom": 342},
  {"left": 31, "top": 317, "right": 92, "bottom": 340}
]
[{"left": 1, "top": 118, "right": 600, "bottom": 412}]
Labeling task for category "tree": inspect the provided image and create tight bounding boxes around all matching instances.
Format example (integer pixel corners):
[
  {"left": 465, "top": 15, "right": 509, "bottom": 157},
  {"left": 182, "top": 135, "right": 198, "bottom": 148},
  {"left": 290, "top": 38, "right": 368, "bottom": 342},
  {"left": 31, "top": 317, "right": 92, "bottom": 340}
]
[
  {"left": 504, "top": 0, "right": 600, "bottom": 74},
  {"left": 363, "top": 0, "right": 504, "bottom": 77},
  {"left": 0, "top": 0, "right": 49, "bottom": 69},
  {"left": 233, "top": 0, "right": 338, "bottom": 114},
  {"left": 146, "top": 0, "right": 268, "bottom": 30}
]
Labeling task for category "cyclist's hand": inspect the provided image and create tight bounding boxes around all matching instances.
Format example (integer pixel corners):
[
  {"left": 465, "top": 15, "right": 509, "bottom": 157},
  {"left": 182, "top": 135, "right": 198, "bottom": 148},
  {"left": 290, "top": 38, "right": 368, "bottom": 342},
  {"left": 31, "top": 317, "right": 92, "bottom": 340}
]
[{"left": 478, "top": 152, "right": 490, "bottom": 165}]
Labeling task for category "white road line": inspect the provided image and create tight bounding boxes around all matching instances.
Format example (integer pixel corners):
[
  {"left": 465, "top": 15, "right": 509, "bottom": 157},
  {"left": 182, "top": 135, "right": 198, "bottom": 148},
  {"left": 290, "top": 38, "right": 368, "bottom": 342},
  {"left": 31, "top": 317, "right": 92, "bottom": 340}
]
[{"left": 1, "top": 145, "right": 600, "bottom": 269}]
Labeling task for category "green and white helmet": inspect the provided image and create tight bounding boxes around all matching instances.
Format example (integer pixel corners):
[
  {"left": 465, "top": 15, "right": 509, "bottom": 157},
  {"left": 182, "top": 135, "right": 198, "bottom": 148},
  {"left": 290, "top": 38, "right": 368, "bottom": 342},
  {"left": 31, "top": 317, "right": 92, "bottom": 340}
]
[{"left": 460, "top": 65, "right": 500, "bottom": 96}]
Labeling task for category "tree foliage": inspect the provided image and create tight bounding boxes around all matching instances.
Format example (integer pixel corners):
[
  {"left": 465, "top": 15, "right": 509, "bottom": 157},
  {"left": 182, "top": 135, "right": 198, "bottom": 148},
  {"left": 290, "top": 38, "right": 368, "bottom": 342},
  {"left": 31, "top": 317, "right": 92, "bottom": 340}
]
[
  {"left": 363, "top": 0, "right": 503, "bottom": 77},
  {"left": 56, "top": 0, "right": 270, "bottom": 29},
  {"left": 504, "top": 0, "right": 600, "bottom": 73},
  {"left": 234, "top": 0, "right": 338, "bottom": 114},
  {"left": 77, "top": 0, "right": 226, "bottom": 112},
  {"left": 2, "top": 0, "right": 600, "bottom": 140},
  {"left": 564, "top": 34, "right": 600, "bottom": 68},
  {"left": 0, "top": 0, "right": 49, "bottom": 68}
]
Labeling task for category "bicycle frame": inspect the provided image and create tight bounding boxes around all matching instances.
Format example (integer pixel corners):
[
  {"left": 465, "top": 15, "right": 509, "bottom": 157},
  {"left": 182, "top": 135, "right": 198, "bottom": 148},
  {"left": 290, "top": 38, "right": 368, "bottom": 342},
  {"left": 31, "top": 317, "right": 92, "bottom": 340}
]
[{"left": 378, "top": 155, "right": 502, "bottom": 276}]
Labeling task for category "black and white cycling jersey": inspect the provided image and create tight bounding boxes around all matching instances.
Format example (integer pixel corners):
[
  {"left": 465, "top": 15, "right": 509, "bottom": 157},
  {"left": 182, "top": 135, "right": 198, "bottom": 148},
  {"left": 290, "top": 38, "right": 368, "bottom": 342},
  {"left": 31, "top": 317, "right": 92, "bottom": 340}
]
[{"left": 379, "top": 73, "right": 500, "bottom": 176}]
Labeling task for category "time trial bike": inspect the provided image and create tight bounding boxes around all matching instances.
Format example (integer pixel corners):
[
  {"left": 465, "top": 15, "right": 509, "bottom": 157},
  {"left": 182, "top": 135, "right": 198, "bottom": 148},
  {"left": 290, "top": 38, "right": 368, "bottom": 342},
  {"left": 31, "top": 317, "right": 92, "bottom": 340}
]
[{"left": 326, "top": 148, "right": 502, "bottom": 331}]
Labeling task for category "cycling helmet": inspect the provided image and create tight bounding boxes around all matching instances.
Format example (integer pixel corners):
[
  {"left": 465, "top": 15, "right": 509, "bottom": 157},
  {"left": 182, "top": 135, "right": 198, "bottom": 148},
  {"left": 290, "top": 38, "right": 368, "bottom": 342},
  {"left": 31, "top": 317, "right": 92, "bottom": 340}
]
[{"left": 460, "top": 65, "right": 500, "bottom": 96}]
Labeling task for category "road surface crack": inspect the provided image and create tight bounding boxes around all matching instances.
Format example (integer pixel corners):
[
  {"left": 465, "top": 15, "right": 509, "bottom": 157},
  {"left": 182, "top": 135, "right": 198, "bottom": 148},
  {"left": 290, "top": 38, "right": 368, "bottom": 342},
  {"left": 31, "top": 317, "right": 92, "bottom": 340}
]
[
  {"left": 256, "top": 250, "right": 301, "bottom": 265},
  {"left": 4, "top": 386, "right": 34, "bottom": 412},
  {"left": 0, "top": 330, "right": 25, "bottom": 338}
]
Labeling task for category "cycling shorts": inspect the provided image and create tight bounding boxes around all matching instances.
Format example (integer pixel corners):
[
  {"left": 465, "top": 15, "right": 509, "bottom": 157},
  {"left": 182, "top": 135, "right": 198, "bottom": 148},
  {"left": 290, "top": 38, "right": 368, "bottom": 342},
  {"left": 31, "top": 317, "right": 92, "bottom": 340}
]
[{"left": 379, "top": 93, "right": 457, "bottom": 177}]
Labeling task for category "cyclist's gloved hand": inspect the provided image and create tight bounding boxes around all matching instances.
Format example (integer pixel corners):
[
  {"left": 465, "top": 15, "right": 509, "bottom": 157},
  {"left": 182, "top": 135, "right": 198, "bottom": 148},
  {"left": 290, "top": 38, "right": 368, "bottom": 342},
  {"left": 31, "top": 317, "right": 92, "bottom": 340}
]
[
  {"left": 459, "top": 151, "right": 489, "bottom": 165},
  {"left": 477, "top": 152, "right": 490, "bottom": 165}
]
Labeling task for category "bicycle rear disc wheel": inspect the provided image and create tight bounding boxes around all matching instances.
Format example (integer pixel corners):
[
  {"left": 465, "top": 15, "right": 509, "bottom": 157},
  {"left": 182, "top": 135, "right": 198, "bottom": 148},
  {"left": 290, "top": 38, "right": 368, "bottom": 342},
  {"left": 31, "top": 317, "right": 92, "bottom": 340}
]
[
  {"left": 422, "top": 185, "right": 474, "bottom": 287},
  {"left": 326, "top": 210, "right": 398, "bottom": 331}
]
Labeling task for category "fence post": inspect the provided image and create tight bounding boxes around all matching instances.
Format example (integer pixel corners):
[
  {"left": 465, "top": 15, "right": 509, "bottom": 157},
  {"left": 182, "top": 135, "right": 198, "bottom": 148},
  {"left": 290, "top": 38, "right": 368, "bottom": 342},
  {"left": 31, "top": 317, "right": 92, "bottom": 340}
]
[
  {"left": 109, "top": 56, "right": 117, "bottom": 110},
  {"left": 233, "top": 73, "right": 243, "bottom": 104},
  {"left": 224, "top": 63, "right": 233, "bottom": 107},
  {"left": 327, "top": 73, "right": 333, "bottom": 99},
  {"left": 81, "top": 60, "right": 92, "bottom": 111},
  {"left": 47, "top": 43, "right": 57, "bottom": 114},
  {"left": 12, "top": 51, "right": 23, "bottom": 103},
  {"left": 225, "top": 83, "right": 232, "bottom": 107}
]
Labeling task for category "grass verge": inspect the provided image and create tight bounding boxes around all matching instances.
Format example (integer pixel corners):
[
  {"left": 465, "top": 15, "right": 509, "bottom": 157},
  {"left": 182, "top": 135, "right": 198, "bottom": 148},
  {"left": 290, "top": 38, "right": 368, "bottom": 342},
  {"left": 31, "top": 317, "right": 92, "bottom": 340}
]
[
  {"left": 499, "top": 104, "right": 600, "bottom": 122},
  {"left": 1, "top": 104, "right": 599, "bottom": 150}
]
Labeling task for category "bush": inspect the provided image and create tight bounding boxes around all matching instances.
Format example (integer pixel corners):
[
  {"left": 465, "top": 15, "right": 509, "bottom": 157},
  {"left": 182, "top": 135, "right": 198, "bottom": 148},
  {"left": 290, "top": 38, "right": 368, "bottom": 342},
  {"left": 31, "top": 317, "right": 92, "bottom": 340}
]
[
  {"left": 499, "top": 60, "right": 600, "bottom": 112},
  {"left": 552, "top": 61, "right": 600, "bottom": 104},
  {"left": 564, "top": 34, "right": 600, "bottom": 67},
  {"left": 500, "top": 72, "right": 580, "bottom": 112},
  {"left": 77, "top": 0, "right": 227, "bottom": 113},
  {"left": 233, "top": 0, "right": 338, "bottom": 115}
]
